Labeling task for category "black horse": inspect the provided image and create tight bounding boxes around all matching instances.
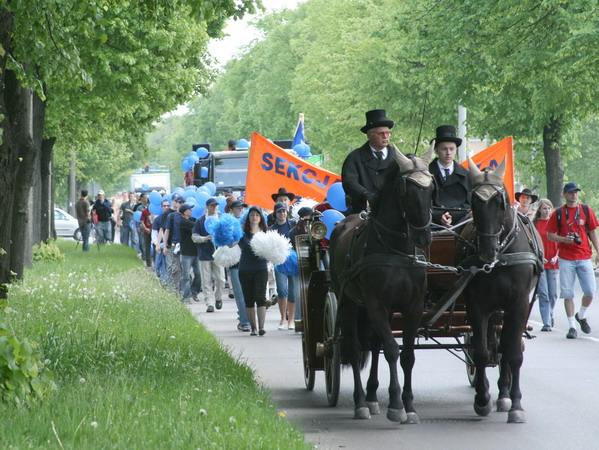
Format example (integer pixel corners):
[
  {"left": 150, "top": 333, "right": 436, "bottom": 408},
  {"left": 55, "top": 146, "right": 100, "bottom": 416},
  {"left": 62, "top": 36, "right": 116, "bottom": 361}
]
[
  {"left": 459, "top": 158, "right": 543, "bottom": 423},
  {"left": 329, "top": 145, "right": 434, "bottom": 422}
]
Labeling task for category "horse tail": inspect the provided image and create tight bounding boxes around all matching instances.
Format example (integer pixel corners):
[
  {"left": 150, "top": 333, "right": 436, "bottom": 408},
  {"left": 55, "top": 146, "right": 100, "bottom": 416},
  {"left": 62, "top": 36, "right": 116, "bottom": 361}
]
[{"left": 338, "top": 299, "right": 370, "bottom": 370}]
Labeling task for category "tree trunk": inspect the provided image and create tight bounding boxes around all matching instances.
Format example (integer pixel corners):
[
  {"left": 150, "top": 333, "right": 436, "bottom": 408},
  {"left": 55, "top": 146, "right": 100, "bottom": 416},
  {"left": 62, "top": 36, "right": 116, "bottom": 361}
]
[
  {"left": 68, "top": 155, "right": 77, "bottom": 216},
  {"left": 9, "top": 86, "right": 39, "bottom": 278},
  {"left": 0, "top": 8, "right": 17, "bottom": 298},
  {"left": 40, "top": 137, "right": 56, "bottom": 242},
  {"left": 543, "top": 117, "right": 564, "bottom": 207},
  {"left": 29, "top": 91, "right": 46, "bottom": 250}
]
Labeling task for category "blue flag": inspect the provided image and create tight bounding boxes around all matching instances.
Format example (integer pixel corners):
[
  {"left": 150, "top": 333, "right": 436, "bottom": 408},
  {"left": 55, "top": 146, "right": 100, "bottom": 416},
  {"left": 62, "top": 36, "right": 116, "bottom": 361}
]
[{"left": 292, "top": 114, "right": 305, "bottom": 148}]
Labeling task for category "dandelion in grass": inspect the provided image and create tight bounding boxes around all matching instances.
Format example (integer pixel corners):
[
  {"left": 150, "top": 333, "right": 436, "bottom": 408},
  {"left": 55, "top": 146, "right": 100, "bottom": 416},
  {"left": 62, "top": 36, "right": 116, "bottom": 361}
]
[
  {"left": 199, "top": 409, "right": 207, "bottom": 417},
  {"left": 90, "top": 421, "right": 98, "bottom": 428},
  {"left": 229, "top": 416, "right": 236, "bottom": 424},
  {"left": 170, "top": 335, "right": 176, "bottom": 339},
  {"left": 79, "top": 377, "right": 86, "bottom": 383},
  {"left": 279, "top": 412, "right": 286, "bottom": 418}
]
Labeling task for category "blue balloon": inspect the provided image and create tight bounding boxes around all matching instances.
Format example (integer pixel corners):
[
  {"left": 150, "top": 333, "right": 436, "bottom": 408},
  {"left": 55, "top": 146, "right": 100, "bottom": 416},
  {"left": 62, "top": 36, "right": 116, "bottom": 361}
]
[
  {"left": 191, "top": 206, "right": 204, "bottom": 218},
  {"left": 149, "top": 203, "right": 162, "bottom": 215},
  {"left": 172, "top": 187, "right": 184, "bottom": 195},
  {"left": 200, "top": 166, "right": 208, "bottom": 178},
  {"left": 133, "top": 211, "right": 143, "bottom": 222},
  {"left": 327, "top": 182, "right": 347, "bottom": 211},
  {"left": 204, "top": 181, "right": 216, "bottom": 195},
  {"left": 181, "top": 158, "right": 191, "bottom": 172},
  {"left": 149, "top": 191, "right": 162, "bottom": 205},
  {"left": 196, "top": 147, "right": 209, "bottom": 158},
  {"left": 141, "top": 183, "right": 149, "bottom": 191},
  {"left": 237, "top": 139, "right": 249, "bottom": 149},
  {"left": 184, "top": 185, "right": 197, "bottom": 192},
  {"left": 198, "top": 185, "right": 211, "bottom": 195},
  {"left": 188, "top": 154, "right": 199, "bottom": 165},
  {"left": 293, "top": 143, "right": 311, "bottom": 157},
  {"left": 184, "top": 189, "right": 196, "bottom": 199},
  {"left": 162, "top": 193, "right": 172, "bottom": 204},
  {"left": 186, "top": 197, "right": 197, "bottom": 206},
  {"left": 216, "top": 195, "right": 227, "bottom": 212},
  {"left": 195, "top": 191, "right": 210, "bottom": 206},
  {"left": 321, "top": 209, "right": 345, "bottom": 239}
]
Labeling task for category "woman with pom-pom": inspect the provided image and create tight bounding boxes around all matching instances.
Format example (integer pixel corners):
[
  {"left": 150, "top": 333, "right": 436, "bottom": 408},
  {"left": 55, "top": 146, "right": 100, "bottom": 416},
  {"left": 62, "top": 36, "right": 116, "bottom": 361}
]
[{"left": 230, "top": 206, "right": 269, "bottom": 336}]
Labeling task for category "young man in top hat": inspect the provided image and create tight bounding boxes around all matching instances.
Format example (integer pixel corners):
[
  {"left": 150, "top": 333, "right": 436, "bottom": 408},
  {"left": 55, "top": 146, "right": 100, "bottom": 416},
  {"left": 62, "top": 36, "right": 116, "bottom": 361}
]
[
  {"left": 547, "top": 182, "right": 599, "bottom": 339},
  {"left": 514, "top": 188, "right": 538, "bottom": 219},
  {"left": 342, "top": 109, "right": 395, "bottom": 214},
  {"left": 428, "top": 125, "right": 471, "bottom": 227}
]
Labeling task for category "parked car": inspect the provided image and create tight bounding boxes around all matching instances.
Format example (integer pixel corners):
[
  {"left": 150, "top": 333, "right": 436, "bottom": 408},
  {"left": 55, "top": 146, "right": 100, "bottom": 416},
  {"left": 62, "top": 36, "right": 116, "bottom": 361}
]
[{"left": 54, "top": 207, "right": 81, "bottom": 240}]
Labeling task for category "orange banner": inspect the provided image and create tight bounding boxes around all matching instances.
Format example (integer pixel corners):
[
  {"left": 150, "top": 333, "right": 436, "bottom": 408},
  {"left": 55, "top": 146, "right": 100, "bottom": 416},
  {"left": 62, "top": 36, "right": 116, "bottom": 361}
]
[
  {"left": 461, "top": 136, "right": 515, "bottom": 202},
  {"left": 245, "top": 132, "right": 342, "bottom": 210}
]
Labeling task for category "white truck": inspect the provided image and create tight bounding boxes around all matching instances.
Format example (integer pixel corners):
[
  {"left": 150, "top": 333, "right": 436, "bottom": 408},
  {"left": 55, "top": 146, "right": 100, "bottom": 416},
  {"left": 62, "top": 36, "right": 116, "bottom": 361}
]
[{"left": 130, "top": 171, "right": 171, "bottom": 193}]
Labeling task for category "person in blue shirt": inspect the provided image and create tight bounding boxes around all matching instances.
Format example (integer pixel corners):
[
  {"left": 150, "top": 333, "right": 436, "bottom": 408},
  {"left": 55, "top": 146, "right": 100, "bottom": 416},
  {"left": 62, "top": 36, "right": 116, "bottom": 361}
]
[{"left": 270, "top": 202, "right": 297, "bottom": 330}]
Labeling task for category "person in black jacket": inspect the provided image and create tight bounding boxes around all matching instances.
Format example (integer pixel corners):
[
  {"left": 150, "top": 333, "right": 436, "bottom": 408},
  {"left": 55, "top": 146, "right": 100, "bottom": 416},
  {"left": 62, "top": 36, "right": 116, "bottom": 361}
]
[
  {"left": 342, "top": 109, "right": 396, "bottom": 214},
  {"left": 178, "top": 204, "right": 200, "bottom": 304},
  {"left": 428, "top": 125, "right": 471, "bottom": 227}
]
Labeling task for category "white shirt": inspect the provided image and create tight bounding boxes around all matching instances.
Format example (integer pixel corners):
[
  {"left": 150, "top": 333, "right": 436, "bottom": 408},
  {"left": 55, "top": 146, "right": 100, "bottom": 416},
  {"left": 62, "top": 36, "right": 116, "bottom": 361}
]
[
  {"left": 370, "top": 145, "right": 388, "bottom": 160},
  {"left": 437, "top": 160, "right": 454, "bottom": 177}
]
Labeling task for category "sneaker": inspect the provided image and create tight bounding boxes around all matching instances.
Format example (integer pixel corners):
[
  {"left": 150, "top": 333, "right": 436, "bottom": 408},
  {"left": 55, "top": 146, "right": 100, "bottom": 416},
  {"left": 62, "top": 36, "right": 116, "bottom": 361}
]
[
  {"left": 278, "top": 324, "right": 287, "bottom": 330},
  {"left": 288, "top": 323, "right": 295, "bottom": 331},
  {"left": 237, "top": 323, "right": 243, "bottom": 331},
  {"left": 215, "top": 299, "right": 223, "bottom": 310},
  {"left": 242, "top": 326, "right": 251, "bottom": 332},
  {"left": 541, "top": 325, "right": 551, "bottom": 332},
  {"left": 575, "top": 313, "right": 591, "bottom": 334},
  {"left": 566, "top": 327, "right": 577, "bottom": 339},
  {"left": 259, "top": 329, "right": 266, "bottom": 336},
  {"left": 228, "top": 292, "right": 235, "bottom": 299},
  {"left": 206, "top": 305, "right": 215, "bottom": 313},
  {"left": 250, "top": 330, "right": 257, "bottom": 336}
]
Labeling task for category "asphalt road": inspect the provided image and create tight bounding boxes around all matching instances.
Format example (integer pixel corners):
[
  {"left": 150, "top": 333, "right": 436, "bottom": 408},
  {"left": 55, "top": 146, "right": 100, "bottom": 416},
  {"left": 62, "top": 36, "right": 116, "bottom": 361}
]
[{"left": 190, "top": 282, "right": 599, "bottom": 450}]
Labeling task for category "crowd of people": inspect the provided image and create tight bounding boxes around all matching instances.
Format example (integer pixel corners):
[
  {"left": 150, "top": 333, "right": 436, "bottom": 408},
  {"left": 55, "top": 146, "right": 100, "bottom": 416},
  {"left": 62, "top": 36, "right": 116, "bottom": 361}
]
[{"left": 74, "top": 109, "right": 598, "bottom": 340}]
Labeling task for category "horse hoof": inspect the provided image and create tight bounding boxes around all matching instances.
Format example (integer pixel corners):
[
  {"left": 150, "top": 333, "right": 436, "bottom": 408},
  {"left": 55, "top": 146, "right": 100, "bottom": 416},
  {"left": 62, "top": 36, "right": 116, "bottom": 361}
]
[
  {"left": 366, "top": 401, "right": 380, "bottom": 415},
  {"left": 496, "top": 398, "right": 511, "bottom": 412},
  {"left": 508, "top": 410, "right": 526, "bottom": 423},
  {"left": 474, "top": 400, "right": 492, "bottom": 416},
  {"left": 354, "top": 407, "right": 371, "bottom": 420},
  {"left": 387, "top": 408, "right": 408, "bottom": 423},
  {"left": 402, "top": 412, "right": 420, "bottom": 424}
]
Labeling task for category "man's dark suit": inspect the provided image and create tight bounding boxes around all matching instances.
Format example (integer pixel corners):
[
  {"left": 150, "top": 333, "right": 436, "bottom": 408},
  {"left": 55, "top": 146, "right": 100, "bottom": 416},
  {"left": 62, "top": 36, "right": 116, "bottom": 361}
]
[
  {"left": 429, "top": 158, "right": 471, "bottom": 224},
  {"left": 342, "top": 142, "right": 394, "bottom": 214}
]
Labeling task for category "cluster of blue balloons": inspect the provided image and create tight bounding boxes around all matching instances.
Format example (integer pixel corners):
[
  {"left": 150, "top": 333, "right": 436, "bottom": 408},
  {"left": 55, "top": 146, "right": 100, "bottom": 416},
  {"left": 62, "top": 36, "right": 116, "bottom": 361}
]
[
  {"left": 181, "top": 147, "right": 209, "bottom": 172},
  {"left": 293, "top": 143, "right": 313, "bottom": 159},
  {"left": 319, "top": 182, "right": 348, "bottom": 239}
]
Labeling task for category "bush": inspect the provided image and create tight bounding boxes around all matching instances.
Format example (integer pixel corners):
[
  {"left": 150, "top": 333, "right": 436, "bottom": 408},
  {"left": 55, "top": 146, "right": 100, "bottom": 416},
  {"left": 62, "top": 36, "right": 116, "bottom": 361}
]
[{"left": 32, "top": 240, "right": 64, "bottom": 262}]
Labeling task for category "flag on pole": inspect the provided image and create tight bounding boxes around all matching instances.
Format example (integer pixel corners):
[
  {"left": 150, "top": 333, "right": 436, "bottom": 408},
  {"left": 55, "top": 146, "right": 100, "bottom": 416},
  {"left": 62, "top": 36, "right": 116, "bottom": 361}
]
[{"left": 291, "top": 113, "right": 305, "bottom": 149}]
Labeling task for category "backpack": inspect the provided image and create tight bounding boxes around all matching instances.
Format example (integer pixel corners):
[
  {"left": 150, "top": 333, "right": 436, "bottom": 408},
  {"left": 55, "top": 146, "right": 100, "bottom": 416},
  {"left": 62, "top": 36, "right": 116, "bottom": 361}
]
[{"left": 555, "top": 204, "right": 591, "bottom": 237}]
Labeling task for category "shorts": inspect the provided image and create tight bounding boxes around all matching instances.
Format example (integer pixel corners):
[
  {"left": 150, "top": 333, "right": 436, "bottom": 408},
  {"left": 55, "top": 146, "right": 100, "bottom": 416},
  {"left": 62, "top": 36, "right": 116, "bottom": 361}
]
[{"left": 558, "top": 258, "right": 596, "bottom": 299}]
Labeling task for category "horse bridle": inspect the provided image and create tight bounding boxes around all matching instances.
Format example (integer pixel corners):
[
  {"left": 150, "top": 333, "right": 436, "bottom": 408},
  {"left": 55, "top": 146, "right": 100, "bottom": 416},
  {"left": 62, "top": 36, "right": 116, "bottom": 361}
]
[{"left": 396, "top": 157, "right": 433, "bottom": 232}]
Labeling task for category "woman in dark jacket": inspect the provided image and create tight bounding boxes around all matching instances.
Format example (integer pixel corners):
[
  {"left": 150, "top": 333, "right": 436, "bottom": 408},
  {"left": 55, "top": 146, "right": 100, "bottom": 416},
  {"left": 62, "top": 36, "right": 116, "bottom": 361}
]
[{"left": 231, "top": 206, "right": 269, "bottom": 336}]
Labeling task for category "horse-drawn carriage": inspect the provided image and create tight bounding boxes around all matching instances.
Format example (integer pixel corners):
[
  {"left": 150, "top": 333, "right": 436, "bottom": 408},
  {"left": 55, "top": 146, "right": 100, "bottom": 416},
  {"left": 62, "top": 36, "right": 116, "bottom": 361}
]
[{"left": 294, "top": 148, "right": 542, "bottom": 424}]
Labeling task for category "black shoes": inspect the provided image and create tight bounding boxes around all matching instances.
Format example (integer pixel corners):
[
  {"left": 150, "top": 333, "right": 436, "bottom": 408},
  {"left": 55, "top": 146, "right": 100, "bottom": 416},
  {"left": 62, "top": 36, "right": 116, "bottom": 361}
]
[
  {"left": 541, "top": 325, "right": 551, "bottom": 332},
  {"left": 215, "top": 298, "right": 223, "bottom": 310},
  {"left": 566, "top": 327, "right": 577, "bottom": 339},
  {"left": 258, "top": 329, "right": 266, "bottom": 336},
  {"left": 575, "top": 313, "right": 591, "bottom": 334},
  {"left": 206, "top": 305, "right": 215, "bottom": 313}
]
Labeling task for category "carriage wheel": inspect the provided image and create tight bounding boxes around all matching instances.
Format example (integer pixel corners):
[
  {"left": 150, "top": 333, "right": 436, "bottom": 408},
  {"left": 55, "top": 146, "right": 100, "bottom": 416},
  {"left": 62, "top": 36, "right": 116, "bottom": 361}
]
[
  {"left": 301, "top": 324, "right": 316, "bottom": 391},
  {"left": 324, "top": 291, "right": 340, "bottom": 407},
  {"left": 464, "top": 332, "right": 477, "bottom": 387}
]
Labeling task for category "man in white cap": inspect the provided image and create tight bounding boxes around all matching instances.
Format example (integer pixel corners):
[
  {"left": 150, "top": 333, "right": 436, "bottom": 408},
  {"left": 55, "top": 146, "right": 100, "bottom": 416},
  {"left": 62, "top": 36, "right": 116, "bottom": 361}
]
[{"left": 92, "top": 190, "right": 113, "bottom": 244}]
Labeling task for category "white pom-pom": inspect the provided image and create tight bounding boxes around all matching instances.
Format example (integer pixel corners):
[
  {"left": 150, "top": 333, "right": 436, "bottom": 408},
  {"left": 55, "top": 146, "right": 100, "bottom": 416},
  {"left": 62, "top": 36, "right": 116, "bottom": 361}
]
[
  {"left": 213, "top": 245, "right": 241, "bottom": 268},
  {"left": 250, "top": 230, "right": 291, "bottom": 265},
  {"left": 290, "top": 198, "right": 318, "bottom": 220}
]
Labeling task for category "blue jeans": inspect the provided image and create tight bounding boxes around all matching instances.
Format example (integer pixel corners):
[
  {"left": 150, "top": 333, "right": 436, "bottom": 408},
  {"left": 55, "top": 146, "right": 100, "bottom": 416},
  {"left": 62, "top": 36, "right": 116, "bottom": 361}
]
[
  {"left": 120, "top": 225, "right": 133, "bottom": 247},
  {"left": 80, "top": 223, "right": 91, "bottom": 251},
  {"left": 155, "top": 251, "right": 167, "bottom": 284},
  {"left": 180, "top": 255, "right": 201, "bottom": 300},
  {"left": 538, "top": 268, "right": 558, "bottom": 327},
  {"left": 274, "top": 271, "right": 298, "bottom": 303},
  {"left": 130, "top": 225, "right": 140, "bottom": 251},
  {"left": 95, "top": 220, "right": 111, "bottom": 244},
  {"left": 559, "top": 258, "right": 596, "bottom": 299},
  {"left": 230, "top": 268, "right": 250, "bottom": 327}
]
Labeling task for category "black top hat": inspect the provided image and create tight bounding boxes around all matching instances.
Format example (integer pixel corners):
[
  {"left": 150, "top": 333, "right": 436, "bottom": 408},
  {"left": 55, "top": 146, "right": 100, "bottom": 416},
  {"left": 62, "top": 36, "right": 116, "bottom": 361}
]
[
  {"left": 515, "top": 188, "right": 539, "bottom": 203},
  {"left": 271, "top": 187, "right": 295, "bottom": 202},
  {"left": 434, "top": 125, "right": 462, "bottom": 147},
  {"left": 361, "top": 109, "right": 394, "bottom": 134}
]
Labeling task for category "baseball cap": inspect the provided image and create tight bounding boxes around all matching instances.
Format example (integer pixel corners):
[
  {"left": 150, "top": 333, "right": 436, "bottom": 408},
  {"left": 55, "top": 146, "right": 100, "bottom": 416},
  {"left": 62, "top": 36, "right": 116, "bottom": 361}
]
[
  {"left": 230, "top": 200, "right": 248, "bottom": 209},
  {"left": 297, "top": 207, "right": 312, "bottom": 218},
  {"left": 274, "top": 202, "right": 287, "bottom": 213},
  {"left": 98, "top": 190, "right": 105, "bottom": 195},
  {"left": 171, "top": 194, "right": 185, "bottom": 203},
  {"left": 206, "top": 197, "right": 219, "bottom": 206},
  {"left": 563, "top": 182, "right": 581, "bottom": 193}
]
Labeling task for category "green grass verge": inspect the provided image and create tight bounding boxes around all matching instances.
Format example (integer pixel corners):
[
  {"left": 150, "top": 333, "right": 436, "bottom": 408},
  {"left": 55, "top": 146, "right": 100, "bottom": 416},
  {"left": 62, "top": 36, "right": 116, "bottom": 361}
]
[{"left": 1, "top": 241, "right": 308, "bottom": 449}]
